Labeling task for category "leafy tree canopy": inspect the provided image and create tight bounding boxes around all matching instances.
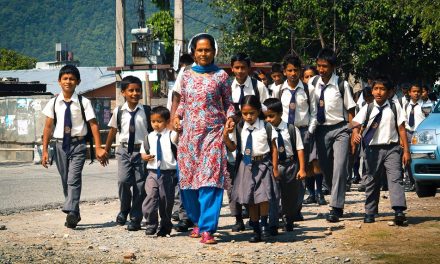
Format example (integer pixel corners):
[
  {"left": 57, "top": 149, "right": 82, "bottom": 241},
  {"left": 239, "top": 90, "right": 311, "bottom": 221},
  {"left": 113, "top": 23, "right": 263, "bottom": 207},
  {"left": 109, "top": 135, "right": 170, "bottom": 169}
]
[{"left": 0, "top": 48, "right": 37, "bottom": 70}]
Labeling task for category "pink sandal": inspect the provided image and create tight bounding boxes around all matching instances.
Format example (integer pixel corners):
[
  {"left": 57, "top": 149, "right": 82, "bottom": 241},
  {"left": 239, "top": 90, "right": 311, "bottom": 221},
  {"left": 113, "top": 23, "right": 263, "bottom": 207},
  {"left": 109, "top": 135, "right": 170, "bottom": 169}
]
[
  {"left": 200, "top": 232, "right": 217, "bottom": 244},
  {"left": 189, "top": 226, "right": 200, "bottom": 238}
]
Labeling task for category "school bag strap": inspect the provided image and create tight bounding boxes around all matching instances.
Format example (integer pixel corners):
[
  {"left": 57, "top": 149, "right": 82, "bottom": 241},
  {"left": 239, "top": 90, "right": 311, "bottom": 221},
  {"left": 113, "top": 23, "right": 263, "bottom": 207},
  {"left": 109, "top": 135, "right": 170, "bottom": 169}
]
[
  {"left": 363, "top": 100, "right": 399, "bottom": 139},
  {"left": 250, "top": 77, "right": 261, "bottom": 102},
  {"left": 143, "top": 132, "right": 177, "bottom": 159},
  {"left": 117, "top": 104, "right": 153, "bottom": 133},
  {"left": 311, "top": 75, "right": 350, "bottom": 100},
  {"left": 279, "top": 83, "right": 311, "bottom": 114}
]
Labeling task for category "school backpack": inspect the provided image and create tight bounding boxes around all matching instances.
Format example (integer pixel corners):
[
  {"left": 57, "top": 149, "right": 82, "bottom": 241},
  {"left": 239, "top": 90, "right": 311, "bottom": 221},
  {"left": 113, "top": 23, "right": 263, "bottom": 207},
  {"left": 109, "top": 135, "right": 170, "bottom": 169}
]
[
  {"left": 142, "top": 132, "right": 178, "bottom": 160},
  {"left": 116, "top": 105, "right": 153, "bottom": 133},
  {"left": 362, "top": 99, "right": 399, "bottom": 138},
  {"left": 53, "top": 94, "right": 95, "bottom": 163}
]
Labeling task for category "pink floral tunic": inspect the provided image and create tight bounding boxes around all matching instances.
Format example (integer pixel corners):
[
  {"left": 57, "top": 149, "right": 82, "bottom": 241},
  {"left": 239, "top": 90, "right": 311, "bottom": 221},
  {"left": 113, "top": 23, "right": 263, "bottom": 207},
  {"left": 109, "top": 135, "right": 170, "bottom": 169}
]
[{"left": 176, "top": 69, "right": 235, "bottom": 190}]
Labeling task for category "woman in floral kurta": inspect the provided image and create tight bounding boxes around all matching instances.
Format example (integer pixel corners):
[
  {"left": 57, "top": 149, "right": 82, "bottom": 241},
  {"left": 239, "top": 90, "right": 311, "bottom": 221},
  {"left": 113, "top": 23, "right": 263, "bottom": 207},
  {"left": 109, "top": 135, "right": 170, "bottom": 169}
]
[{"left": 174, "top": 33, "right": 234, "bottom": 244}]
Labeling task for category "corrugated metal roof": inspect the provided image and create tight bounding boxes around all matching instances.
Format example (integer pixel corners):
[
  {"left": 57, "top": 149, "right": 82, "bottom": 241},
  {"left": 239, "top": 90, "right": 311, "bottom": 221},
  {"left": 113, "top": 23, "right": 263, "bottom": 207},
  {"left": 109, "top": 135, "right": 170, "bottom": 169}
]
[{"left": 0, "top": 67, "right": 115, "bottom": 95}]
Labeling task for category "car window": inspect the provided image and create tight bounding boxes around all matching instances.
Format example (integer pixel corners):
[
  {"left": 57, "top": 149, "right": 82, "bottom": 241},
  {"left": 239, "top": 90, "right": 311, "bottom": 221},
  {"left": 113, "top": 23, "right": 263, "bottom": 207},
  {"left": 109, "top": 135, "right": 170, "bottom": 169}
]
[{"left": 432, "top": 101, "right": 440, "bottom": 113}]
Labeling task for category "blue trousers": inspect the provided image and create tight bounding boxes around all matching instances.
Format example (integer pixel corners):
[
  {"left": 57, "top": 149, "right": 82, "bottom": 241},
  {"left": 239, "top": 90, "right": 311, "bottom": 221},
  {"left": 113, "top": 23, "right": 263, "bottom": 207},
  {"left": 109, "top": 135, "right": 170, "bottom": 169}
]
[{"left": 180, "top": 187, "right": 223, "bottom": 233}]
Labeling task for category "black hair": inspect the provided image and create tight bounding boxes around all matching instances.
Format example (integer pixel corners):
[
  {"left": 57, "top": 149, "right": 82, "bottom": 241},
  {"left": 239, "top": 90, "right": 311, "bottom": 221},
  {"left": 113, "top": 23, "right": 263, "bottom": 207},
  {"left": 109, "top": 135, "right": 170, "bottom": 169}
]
[
  {"left": 263, "top": 98, "right": 283, "bottom": 114},
  {"left": 151, "top": 106, "right": 171, "bottom": 121},
  {"left": 231, "top": 52, "right": 251, "bottom": 67},
  {"left": 252, "top": 70, "right": 264, "bottom": 82},
  {"left": 179, "top": 53, "right": 194, "bottom": 66},
  {"left": 120, "top": 75, "right": 142, "bottom": 91},
  {"left": 241, "top": 95, "right": 261, "bottom": 112},
  {"left": 372, "top": 76, "right": 393, "bottom": 90},
  {"left": 409, "top": 83, "right": 422, "bottom": 92},
  {"left": 400, "top": 82, "right": 411, "bottom": 91},
  {"left": 362, "top": 86, "right": 373, "bottom": 98},
  {"left": 189, "top": 33, "right": 216, "bottom": 56},
  {"left": 282, "top": 54, "right": 302, "bottom": 69},
  {"left": 421, "top": 84, "right": 430, "bottom": 92},
  {"left": 316, "top": 48, "right": 337, "bottom": 66},
  {"left": 303, "top": 65, "right": 318, "bottom": 75},
  {"left": 271, "top": 63, "right": 283, "bottom": 74},
  {"left": 58, "top": 64, "right": 80, "bottom": 81}
]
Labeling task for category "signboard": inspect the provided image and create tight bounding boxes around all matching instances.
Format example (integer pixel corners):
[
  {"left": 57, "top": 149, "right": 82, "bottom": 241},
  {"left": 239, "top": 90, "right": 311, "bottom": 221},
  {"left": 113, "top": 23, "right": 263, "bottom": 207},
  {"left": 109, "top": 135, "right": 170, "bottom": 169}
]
[{"left": 121, "top": 70, "right": 158, "bottom": 82}]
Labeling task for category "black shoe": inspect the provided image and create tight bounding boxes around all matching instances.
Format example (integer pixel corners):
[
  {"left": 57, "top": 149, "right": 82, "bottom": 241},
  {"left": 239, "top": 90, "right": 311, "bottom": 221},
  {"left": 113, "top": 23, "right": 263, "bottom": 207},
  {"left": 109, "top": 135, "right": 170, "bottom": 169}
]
[
  {"left": 352, "top": 175, "right": 361, "bottom": 184},
  {"left": 156, "top": 228, "right": 171, "bottom": 237},
  {"left": 394, "top": 212, "right": 407, "bottom": 226},
  {"left": 269, "top": 226, "right": 278, "bottom": 236},
  {"left": 261, "top": 225, "right": 270, "bottom": 238},
  {"left": 303, "top": 195, "right": 317, "bottom": 204},
  {"left": 346, "top": 183, "right": 352, "bottom": 192},
  {"left": 145, "top": 228, "right": 156, "bottom": 235},
  {"left": 326, "top": 208, "right": 343, "bottom": 223},
  {"left": 175, "top": 219, "right": 193, "bottom": 232},
  {"left": 358, "top": 185, "right": 366, "bottom": 192},
  {"left": 317, "top": 194, "right": 327, "bottom": 205},
  {"left": 249, "top": 233, "right": 262, "bottom": 243},
  {"left": 171, "top": 211, "right": 180, "bottom": 222},
  {"left": 363, "top": 214, "right": 375, "bottom": 223},
  {"left": 404, "top": 184, "right": 415, "bottom": 192},
  {"left": 242, "top": 208, "right": 249, "bottom": 219},
  {"left": 116, "top": 212, "right": 128, "bottom": 226},
  {"left": 127, "top": 221, "right": 141, "bottom": 231},
  {"left": 65, "top": 212, "right": 80, "bottom": 229},
  {"left": 322, "top": 189, "right": 330, "bottom": 195},
  {"left": 231, "top": 220, "right": 245, "bottom": 232},
  {"left": 284, "top": 223, "right": 294, "bottom": 232}
]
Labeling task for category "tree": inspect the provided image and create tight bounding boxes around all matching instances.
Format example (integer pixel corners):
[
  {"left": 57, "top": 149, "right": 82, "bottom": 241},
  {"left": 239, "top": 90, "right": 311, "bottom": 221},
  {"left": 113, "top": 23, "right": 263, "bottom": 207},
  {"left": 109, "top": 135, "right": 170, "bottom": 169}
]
[
  {"left": 0, "top": 48, "right": 37, "bottom": 70},
  {"left": 146, "top": 10, "right": 174, "bottom": 63}
]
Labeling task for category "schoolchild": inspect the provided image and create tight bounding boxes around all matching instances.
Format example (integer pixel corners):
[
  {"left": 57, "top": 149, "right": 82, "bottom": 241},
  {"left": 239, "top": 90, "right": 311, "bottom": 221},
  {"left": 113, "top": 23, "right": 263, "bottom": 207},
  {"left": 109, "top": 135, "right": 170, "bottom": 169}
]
[
  {"left": 140, "top": 106, "right": 178, "bottom": 236},
  {"left": 105, "top": 75, "right": 152, "bottom": 231},
  {"left": 167, "top": 54, "right": 194, "bottom": 111},
  {"left": 269, "top": 63, "right": 284, "bottom": 99},
  {"left": 223, "top": 95, "right": 279, "bottom": 243},
  {"left": 253, "top": 69, "right": 269, "bottom": 88},
  {"left": 351, "top": 77, "right": 409, "bottom": 225},
  {"left": 309, "top": 48, "right": 357, "bottom": 222},
  {"left": 41, "top": 65, "right": 107, "bottom": 228},
  {"left": 421, "top": 85, "right": 432, "bottom": 104},
  {"left": 231, "top": 53, "right": 269, "bottom": 109},
  {"left": 263, "top": 98, "right": 307, "bottom": 234}
]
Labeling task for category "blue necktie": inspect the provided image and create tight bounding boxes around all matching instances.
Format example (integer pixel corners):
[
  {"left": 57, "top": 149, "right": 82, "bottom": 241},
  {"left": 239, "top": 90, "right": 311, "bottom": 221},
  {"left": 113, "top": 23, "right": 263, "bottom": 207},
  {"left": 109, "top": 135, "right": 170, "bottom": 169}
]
[
  {"left": 127, "top": 108, "right": 139, "bottom": 154},
  {"left": 317, "top": 84, "right": 327, "bottom": 124},
  {"left": 156, "top": 133, "right": 162, "bottom": 178},
  {"left": 288, "top": 89, "right": 297, "bottom": 125},
  {"left": 408, "top": 103, "right": 417, "bottom": 127},
  {"left": 238, "top": 84, "right": 245, "bottom": 105},
  {"left": 62, "top": 101, "right": 73, "bottom": 153},
  {"left": 276, "top": 128, "right": 287, "bottom": 161},
  {"left": 243, "top": 128, "right": 253, "bottom": 165},
  {"left": 363, "top": 105, "right": 387, "bottom": 147}
]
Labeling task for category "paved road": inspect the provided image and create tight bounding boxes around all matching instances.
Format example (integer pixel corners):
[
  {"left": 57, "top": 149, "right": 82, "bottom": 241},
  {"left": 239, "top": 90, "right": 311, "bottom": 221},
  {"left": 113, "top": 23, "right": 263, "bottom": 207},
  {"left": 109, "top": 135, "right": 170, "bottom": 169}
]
[{"left": 0, "top": 159, "right": 119, "bottom": 213}]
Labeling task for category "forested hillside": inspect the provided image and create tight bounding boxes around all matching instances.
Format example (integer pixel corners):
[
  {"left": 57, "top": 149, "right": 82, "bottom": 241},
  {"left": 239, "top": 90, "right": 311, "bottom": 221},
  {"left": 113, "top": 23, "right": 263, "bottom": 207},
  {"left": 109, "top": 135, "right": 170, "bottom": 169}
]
[{"left": 0, "top": 0, "right": 221, "bottom": 66}]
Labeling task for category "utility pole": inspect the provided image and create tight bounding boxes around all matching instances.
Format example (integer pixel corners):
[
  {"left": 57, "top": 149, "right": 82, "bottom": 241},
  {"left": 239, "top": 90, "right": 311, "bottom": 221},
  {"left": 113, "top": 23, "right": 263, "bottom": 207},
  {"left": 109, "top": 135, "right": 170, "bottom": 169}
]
[
  {"left": 115, "top": 0, "right": 125, "bottom": 105},
  {"left": 174, "top": 0, "right": 184, "bottom": 53}
]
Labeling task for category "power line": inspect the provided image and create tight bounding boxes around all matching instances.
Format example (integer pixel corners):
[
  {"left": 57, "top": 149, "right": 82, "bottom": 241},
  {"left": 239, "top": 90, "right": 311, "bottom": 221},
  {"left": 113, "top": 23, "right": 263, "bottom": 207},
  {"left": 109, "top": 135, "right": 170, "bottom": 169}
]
[{"left": 184, "top": 13, "right": 223, "bottom": 31}]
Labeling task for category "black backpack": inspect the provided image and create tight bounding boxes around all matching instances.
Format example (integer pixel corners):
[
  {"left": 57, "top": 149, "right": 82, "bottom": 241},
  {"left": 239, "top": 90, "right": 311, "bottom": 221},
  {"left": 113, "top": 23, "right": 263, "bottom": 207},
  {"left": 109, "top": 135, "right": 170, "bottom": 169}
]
[
  {"left": 142, "top": 132, "right": 177, "bottom": 160},
  {"left": 116, "top": 105, "right": 153, "bottom": 133},
  {"left": 53, "top": 94, "right": 95, "bottom": 163}
]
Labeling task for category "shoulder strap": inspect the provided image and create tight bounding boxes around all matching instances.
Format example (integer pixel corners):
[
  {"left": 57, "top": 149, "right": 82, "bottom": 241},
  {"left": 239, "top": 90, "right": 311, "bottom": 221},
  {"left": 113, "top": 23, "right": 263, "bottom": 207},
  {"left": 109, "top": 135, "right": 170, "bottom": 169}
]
[
  {"left": 116, "top": 105, "right": 123, "bottom": 132},
  {"left": 143, "top": 105, "right": 153, "bottom": 133},
  {"left": 389, "top": 100, "right": 399, "bottom": 138},
  {"left": 363, "top": 102, "right": 375, "bottom": 129},
  {"left": 303, "top": 83, "right": 311, "bottom": 114},
  {"left": 169, "top": 132, "right": 178, "bottom": 159},
  {"left": 311, "top": 76, "right": 319, "bottom": 88},
  {"left": 264, "top": 121, "right": 272, "bottom": 148},
  {"left": 287, "top": 124, "right": 297, "bottom": 158},
  {"left": 53, "top": 96, "right": 58, "bottom": 126},
  {"left": 78, "top": 95, "right": 95, "bottom": 163},
  {"left": 143, "top": 134, "right": 150, "bottom": 154},
  {"left": 337, "top": 77, "right": 345, "bottom": 99},
  {"left": 251, "top": 77, "right": 261, "bottom": 102}
]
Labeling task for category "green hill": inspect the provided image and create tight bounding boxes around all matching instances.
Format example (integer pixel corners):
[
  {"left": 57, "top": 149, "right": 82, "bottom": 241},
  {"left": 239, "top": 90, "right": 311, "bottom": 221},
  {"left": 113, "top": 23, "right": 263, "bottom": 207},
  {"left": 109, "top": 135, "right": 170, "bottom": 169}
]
[{"left": 0, "top": 0, "right": 222, "bottom": 66}]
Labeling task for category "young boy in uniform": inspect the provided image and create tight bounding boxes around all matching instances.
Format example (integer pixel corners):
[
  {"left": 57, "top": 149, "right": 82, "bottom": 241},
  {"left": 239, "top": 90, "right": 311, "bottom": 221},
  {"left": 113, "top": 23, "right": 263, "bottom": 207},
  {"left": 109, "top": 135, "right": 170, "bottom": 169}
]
[
  {"left": 309, "top": 48, "right": 356, "bottom": 222},
  {"left": 105, "top": 75, "right": 152, "bottom": 231},
  {"left": 41, "top": 65, "right": 107, "bottom": 228},
  {"left": 268, "top": 63, "right": 284, "bottom": 99},
  {"left": 141, "top": 106, "right": 178, "bottom": 236},
  {"left": 351, "top": 77, "right": 409, "bottom": 225}
]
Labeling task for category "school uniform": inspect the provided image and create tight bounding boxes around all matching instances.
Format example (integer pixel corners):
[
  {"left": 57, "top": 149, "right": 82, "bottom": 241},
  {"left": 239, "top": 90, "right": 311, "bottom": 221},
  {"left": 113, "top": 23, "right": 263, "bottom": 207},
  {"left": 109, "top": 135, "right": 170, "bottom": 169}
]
[
  {"left": 231, "top": 76, "right": 269, "bottom": 105},
  {"left": 141, "top": 129, "right": 177, "bottom": 233},
  {"left": 108, "top": 102, "right": 150, "bottom": 224},
  {"left": 42, "top": 93, "right": 95, "bottom": 215},
  {"left": 231, "top": 119, "right": 278, "bottom": 205},
  {"left": 310, "top": 74, "right": 356, "bottom": 212},
  {"left": 352, "top": 100, "right": 407, "bottom": 215},
  {"left": 268, "top": 83, "right": 281, "bottom": 99}
]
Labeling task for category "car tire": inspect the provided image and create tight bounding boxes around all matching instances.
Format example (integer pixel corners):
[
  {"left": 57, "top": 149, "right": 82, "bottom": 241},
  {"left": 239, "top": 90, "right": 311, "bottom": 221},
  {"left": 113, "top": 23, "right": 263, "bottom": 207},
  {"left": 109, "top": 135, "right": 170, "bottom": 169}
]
[{"left": 415, "top": 181, "right": 437, "bottom": 197}]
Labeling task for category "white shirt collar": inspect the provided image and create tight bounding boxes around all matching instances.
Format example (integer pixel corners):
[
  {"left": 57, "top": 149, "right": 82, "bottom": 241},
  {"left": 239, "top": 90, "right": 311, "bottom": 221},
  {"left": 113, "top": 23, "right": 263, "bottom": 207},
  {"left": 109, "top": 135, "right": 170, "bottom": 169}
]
[
  {"left": 234, "top": 76, "right": 252, "bottom": 88},
  {"left": 243, "top": 118, "right": 263, "bottom": 130},
  {"left": 275, "top": 120, "right": 288, "bottom": 130},
  {"left": 57, "top": 93, "right": 79, "bottom": 103},
  {"left": 373, "top": 100, "right": 390, "bottom": 108},
  {"left": 317, "top": 73, "right": 338, "bottom": 87},
  {"left": 409, "top": 99, "right": 423, "bottom": 105},
  {"left": 280, "top": 80, "right": 304, "bottom": 91},
  {"left": 121, "top": 102, "right": 143, "bottom": 112}
]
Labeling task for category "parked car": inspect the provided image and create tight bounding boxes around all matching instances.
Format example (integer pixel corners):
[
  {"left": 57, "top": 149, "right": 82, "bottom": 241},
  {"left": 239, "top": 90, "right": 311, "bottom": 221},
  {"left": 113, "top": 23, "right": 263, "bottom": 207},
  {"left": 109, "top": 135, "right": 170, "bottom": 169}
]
[{"left": 410, "top": 101, "right": 440, "bottom": 197}]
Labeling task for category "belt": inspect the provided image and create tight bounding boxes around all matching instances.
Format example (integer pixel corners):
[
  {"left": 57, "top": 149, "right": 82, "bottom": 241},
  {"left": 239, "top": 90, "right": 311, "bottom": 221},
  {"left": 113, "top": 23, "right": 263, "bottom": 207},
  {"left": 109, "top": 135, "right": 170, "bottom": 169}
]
[
  {"left": 121, "top": 142, "right": 142, "bottom": 149},
  {"left": 55, "top": 136, "right": 85, "bottom": 143},
  {"left": 251, "top": 154, "right": 270, "bottom": 161}
]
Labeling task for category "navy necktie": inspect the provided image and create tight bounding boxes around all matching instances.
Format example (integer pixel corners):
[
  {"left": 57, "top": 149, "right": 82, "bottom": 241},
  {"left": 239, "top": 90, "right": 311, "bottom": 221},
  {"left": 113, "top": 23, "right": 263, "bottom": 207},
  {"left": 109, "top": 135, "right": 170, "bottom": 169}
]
[
  {"left": 156, "top": 133, "right": 162, "bottom": 178},
  {"left": 288, "top": 89, "right": 297, "bottom": 125},
  {"left": 317, "top": 84, "right": 327, "bottom": 124},
  {"left": 127, "top": 108, "right": 139, "bottom": 154},
  {"left": 62, "top": 100, "right": 73, "bottom": 153},
  {"left": 363, "top": 105, "right": 387, "bottom": 146},
  {"left": 238, "top": 84, "right": 245, "bottom": 105},
  {"left": 243, "top": 128, "right": 253, "bottom": 165},
  {"left": 409, "top": 103, "right": 417, "bottom": 127},
  {"left": 276, "top": 128, "right": 287, "bottom": 161}
]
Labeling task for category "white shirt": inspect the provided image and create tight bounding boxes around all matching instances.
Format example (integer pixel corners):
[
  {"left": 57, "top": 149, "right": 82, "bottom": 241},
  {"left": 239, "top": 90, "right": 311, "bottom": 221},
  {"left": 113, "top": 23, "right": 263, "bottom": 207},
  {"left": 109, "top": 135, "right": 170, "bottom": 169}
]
[
  {"left": 268, "top": 83, "right": 281, "bottom": 99},
  {"left": 310, "top": 74, "right": 356, "bottom": 125},
  {"left": 279, "top": 80, "right": 317, "bottom": 134},
  {"left": 140, "top": 129, "right": 177, "bottom": 170},
  {"left": 272, "top": 121, "right": 304, "bottom": 157},
  {"left": 231, "top": 76, "right": 269, "bottom": 104},
  {"left": 42, "top": 93, "right": 95, "bottom": 138},
  {"left": 231, "top": 119, "right": 277, "bottom": 156},
  {"left": 353, "top": 100, "right": 405, "bottom": 145},
  {"left": 167, "top": 66, "right": 186, "bottom": 108},
  {"left": 405, "top": 99, "right": 426, "bottom": 131},
  {"left": 107, "top": 102, "right": 150, "bottom": 144}
]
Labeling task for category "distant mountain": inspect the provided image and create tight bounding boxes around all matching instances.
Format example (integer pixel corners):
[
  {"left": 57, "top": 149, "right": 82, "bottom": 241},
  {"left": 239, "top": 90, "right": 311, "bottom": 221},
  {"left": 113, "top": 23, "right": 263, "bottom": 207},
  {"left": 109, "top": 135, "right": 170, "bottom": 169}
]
[{"left": 0, "top": 0, "right": 222, "bottom": 66}]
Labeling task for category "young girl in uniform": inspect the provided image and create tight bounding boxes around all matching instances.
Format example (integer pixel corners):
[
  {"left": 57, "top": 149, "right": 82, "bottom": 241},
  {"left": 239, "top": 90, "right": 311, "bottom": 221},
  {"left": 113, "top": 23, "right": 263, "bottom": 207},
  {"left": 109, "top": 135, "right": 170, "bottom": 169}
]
[{"left": 223, "top": 95, "right": 279, "bottom": 243}]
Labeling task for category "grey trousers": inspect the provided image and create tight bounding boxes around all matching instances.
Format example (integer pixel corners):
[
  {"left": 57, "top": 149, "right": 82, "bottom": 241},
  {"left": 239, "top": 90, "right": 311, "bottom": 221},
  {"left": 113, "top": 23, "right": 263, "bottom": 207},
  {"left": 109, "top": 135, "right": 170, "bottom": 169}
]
[
  {"left": 55, "top": 141, "right": 87, "bottom": 214},
  {"left": 116, "top": 147, "right": 146, "bottom": 222},
  {"left": 316, "top": 122, "right": 350, "bottom": 209},
  {"left": 364, "top": 144, "right": 407, "bottom": 214},
  {"left": 142, "top": 170, "right": 176, "bottom": 230}
]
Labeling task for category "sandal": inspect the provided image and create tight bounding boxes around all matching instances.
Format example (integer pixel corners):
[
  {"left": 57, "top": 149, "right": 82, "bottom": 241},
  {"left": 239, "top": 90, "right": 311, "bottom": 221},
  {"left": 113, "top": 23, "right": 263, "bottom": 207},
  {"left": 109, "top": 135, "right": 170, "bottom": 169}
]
[
  {"left": 189, "top": 226, "right": 200, "bottom": 238},
  {"left": 200, "top": 232, "right": 217, "bottom": 244}
]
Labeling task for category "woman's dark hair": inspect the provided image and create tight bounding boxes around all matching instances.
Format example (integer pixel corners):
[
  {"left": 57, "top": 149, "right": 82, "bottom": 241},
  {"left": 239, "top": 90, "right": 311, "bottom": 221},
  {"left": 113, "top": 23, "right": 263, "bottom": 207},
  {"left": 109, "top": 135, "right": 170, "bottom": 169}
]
[
  {"left": 303, "top": 65, "right": 318, "bottom": 75},
  {"left": 372, "top": 76, "right": 393, "bottom": 91},
  {"left": 282, "top": 54, "right": 302, "bottom": 69},
  {"left": 120, "top": 75, "right": 142, "bottom": 91},
  {"left": 151, "top": 106, "right": 171, "bottom": 121},
  {"left": 179, "top": 54, "right": 194, "bottom": 66},
  {"left": 231, "top": 52, "right": 251, "bottom": 67},
  {"left": 263, "top": 98, "right": 283, "bottom": 114},
  {"left": 241, "top": 95, "right": 261, "bottom": 112},
  {"left": 316, "top": 48, "right": 337, "bottom": 66},
  {"left": 58, "top": 64, "right": 81, "bottom": 81},
  {"left": 189, "top": 33, "right": 216, "bottom": 56}
]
